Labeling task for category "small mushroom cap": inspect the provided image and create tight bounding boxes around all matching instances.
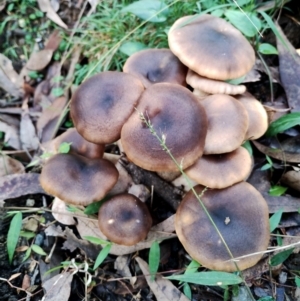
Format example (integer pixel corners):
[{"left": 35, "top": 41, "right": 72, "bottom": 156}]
[
  {"left": 98, "top": 193, "right": 152, "bottom": 246},
  {"left": 40, "top": 153, "right": 119, "bottom": 206},
  {"left": 43, "top": 128, "right": 105, "bottom": 159},
  {"left": 175, "top": 182, "right": 270, "bottom": 272},
  {"left": 70, "top": 71, "right": 144, "bottom": 144},
  {"left": 186, "top": 69, "right": 246, "bottom": 95},
  {"left": 236, "top": 92, "right": 269, "bottom": 140},
  {"left": 123, "top": 48, "right": 187, "bottom": 88},
  {"left": 121, "top": 83, "right": 208, "bottom": 171},
  {"left": 168, "top": 14, "right": 255, "bottom": 80},
  {"left": 185, "top": 147, "right": 253, "bottom": 189},
  {"left": 200, "top": 94, "right": 249, "bottom": 154}
]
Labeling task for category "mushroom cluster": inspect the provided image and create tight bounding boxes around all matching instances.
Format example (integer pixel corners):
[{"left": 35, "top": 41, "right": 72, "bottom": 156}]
[{"left": 39, "top": 14, "right": 270, "bottom": 267}]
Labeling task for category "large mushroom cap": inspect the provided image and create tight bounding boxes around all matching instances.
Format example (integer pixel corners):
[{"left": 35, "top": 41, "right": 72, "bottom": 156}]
[
  {"left": 185, "top": 146, "right": 252, "bottom": 189},
  {"left": 168, "top": 14, "right": 255, "bottom": 80},
  {"left": 175, "top": 182, "right": 270, "bottom": 272},
  {"left": 70, "top": 71, "right": 144, "bottom": 144},
  {"left": 40, "top": 153, "right": 119, "bottom": 206},
  {"left": 121, "top": 83, "right": 207, "bottom": 171},
  {"left": 200, "top": 94, "right": 249, "bottom": 154},
  {"left": 123, "top": 48, "right": 187, "bottom": 88},
  {"left": 98, "top": 193, "right": 152, "bottom": 246}
]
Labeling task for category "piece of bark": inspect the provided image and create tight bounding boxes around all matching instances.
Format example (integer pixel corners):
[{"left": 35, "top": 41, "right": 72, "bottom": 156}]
[{"left": 121, "top": 159, "right": 183, "bottom": 210}]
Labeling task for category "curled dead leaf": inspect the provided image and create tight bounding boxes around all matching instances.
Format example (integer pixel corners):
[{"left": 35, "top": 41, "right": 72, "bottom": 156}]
[
  {"left": 51, "top": 197, "right": 76, "bottom": 225},
  {"left": 0, "top": 154, "right": 24, "bottom": 176},
  {"left": 26, "top": 49, "right": 53, "bottom": 71}
]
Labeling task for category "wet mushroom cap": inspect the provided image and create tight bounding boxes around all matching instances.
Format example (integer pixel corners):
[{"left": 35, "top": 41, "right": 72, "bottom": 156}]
[
  {"left": 98, "top": 193, "right": 152, "bottom": 246},
  {"left": 70, "top": 71, "right": 144, "bottom": 144},
  {"left": 200, "top": 94, "right": 249, "bottom": 154},
  {"left": 121, "top": 83, "right": 208, "bottom": 171},
  {"left": 43, "top": 128, "right": 105, "bottom": 159},
  {"left": 186, "top": 69, "right": 246, "bottom": 95},
  {"left": 236, "top": 92, "right": 268, "bottom": 140},
  {"left": 175, "top": 182, "right": 270, "bottom": 272},
  {"left": 168, "top": 14, "right": 255, "bottom": 80},
  {"left": 40, "top": 153, "right": 119, "bottom": 206},
  {"left": 185, "top": 146, "right": 252, "bottom": 189},
  {"left": 123, "top": 48, "right": 187, "bottom": 88}
]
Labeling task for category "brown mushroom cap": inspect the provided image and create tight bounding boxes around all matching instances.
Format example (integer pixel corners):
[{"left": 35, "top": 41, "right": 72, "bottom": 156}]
[
  {"left": 168, "top": 14, "right": 255, "bottom": 80},
  {"left": 235, "top": 92, "right": 268, "bottom": 140},
  {"left": 185, "top": 146, "right": 252, "bottom": 189},
  {"left": 70, "top": 71, "right": 144, "bottom": 144},
  {"left": 98, "top": 193, "right": 152, "bottom": 246},
  {"left": 186, "top": 69, "right": 246, "bottom": 95},
  {"left": 175, "top": 182, "right": 270, "bottom": 272},
  {"left": 40, "top": 153, "right": 119, "bottom": 206},
  {"left": 121, "top": 83, "right": 208, "bottom": 171},
  {"left": 123, "top": 48, "right": 187, "bottom": 88},
  {"left": 43, "top": 128, "right": 105, "bottom": 159},
  {"left": 200, "top": 94, "right": 249, "bottom": 154}
]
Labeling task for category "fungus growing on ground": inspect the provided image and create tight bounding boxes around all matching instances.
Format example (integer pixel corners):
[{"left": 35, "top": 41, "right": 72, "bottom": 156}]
[
  {"left": 121, "top": 83, "right": 207, "bottom": 171},
  {"left": 70, "top": 71, "right": 144, "bottom": 144},
  {"left": 185, "top": 146, "right": 253, "bottom": 189},
  {"left": 123, "top": 48, "right": 187, "bottom": 87},
  {"left": 40, "top": 153, "right": 119, "bottom": 206},
  {"left": 168, "top": 14, "right": 255, "bottom": 95},
  {"left": 175, "top": 182, "right": 270, "bottom": 272},
  {"left": 98, "top": 193, "right": 152, "bottom": 246},
  {"left": 200, "top": 94, "right": 249, "bottom": 154}
]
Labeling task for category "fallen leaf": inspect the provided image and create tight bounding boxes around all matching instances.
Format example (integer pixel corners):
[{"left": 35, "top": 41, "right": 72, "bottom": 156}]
[
  {"left": 44, "top": 30, "right": 62, "bottom": 51},
  {"left": 276, "top": 23, "right": 300, "bottom": 112},
  {"left": 0, "top": 173, "right": 46, "bottom": 200},
  {"left": 26, "top": 49, "right": 53, "bottom": 71},
  {"left": 0, "top": 1, "right": 6, "bottom": 11},
  {"left": 0, "top": 114, "right": 21, "bottom": 149},
  {"left": 37, "top": 96, "right": 68, "bottom": 142},
  {"left": 51, "top": 197, "right": 76, "bottom": 225},
  {"left": 42, "top": 272, "right": 73, "bottom": 301},
  {"left": 253, "top": 140, "right": 300, "bottom": 163},
  {"left": 20, "top": 111, "right": 39, "bottom": 150},
  {"left": 136, "top": 257, "right": 189, "bottom": 301},
  {"left": 37, "top": 0, "right": 68, "bottom": 29},
  {"left": 0, "top": 154, "right": 25, "bottom": 176},
  {"left": 50, "top": 0, "right": 60, "bottom": 12},
  {"left": 281, "top": 170, "right": 300, "bottom": 191},
  {"left": 114, "top": 255, "right": 132, "bottom": 278},
  {"left": 0, "top": 54, "right": 24, "bottom": 97}
]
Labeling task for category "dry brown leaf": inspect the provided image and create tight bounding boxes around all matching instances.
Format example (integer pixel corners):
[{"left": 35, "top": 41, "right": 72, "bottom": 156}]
[
  {"left": 281, "top": 170, "right": 300, "bottom": 192},
  {"left": 253, "top": 140, "right": 300, "bottom": 163},
  {"left": 45, "top": 224, "right": 64, "bottom": 237},
  {"left": 37, "top": 96, "right": 68, "bottom": 142},
  {"left": 136, "top": 257, "right": 189, "bottom": 301},
  {"left": 0, "top": 114, "right": 21, "bottom": 150},
  {"left": 44, "top": 30, "right": 62, "bottom": 51},
  {"left": 0, "top": 173, "right": 46, "bottom": 200},
  {"left": 20, "top": 111, "right": 39, "bottom": 150},
  {"left": 26, "top": 49, "right": 53, "bottom": 71},
  {"left": 37, "top": 0, "right": 68, "bottom": 29},
  {"left": 8, "top": 273, "right": 22, "bottom": 282},
  {"left": 51, "top": 197, "right": 76, "bottom": 225},
  {"left": 0, "top": 154, "right": 25, "bottom": 176},
  {"left": 276, "top": 23, "right": 300, "bottom": 112},
  {"left": 42, "top": 272, "right": 73, "bottom": 301},
  {"left": 114, "top": 255, "right": 132, "bottom": 278},
  {"left": 0, "top": 1, "right": 6, "bottom": 11}
]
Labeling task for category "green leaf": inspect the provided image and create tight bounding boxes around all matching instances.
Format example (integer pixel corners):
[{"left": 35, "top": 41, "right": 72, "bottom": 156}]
[
  {"left": 295, "top": 276, "right": 300, "bottom": 287},
  {"left": 261, "top": 163, "right": 272, "bottom": 171},
  {"left": 166, "top": 271, "right": 243, "bottom": 286},
  {"left": 58, "top": 142, "right": 71, "bottom": 154},
  {"left": 242, "top": 141, "right": 253, "bottom": 156},
  {"left": 225, "top": 10, "right": 261, "bottom": 37},
  {"left": 270, "top": 248, "right": 294, "bottom": 266},
  {"left": 258, "top": 43, "right": 278, "bottom": 55},
  {"left": 183, "top": 282, "right": 192, "bottom": 299},
  {"left": 257, "top": 297, "right": 275, "bottom": 301},
  {"left": 225, "top": 75, "right": 245, "bottom": 85},
  {"left": 52, "top": 87, "right": 64, "bottom": 97},
  {"left": 93, "top": 244, "right": 111, "bottom": 270},
  {"left": 269, "top": 209, "right": 283, "bottom": 232},
  {"left": 84, "top": 199, "right": 105, "bottom": 215},
  {"left": 7, "top": 212, "right": 22, "bottom": 264},
  {"left": 122, "top": 0, "right": 169, "bottom": 23},
  {"left": 40, "top": 152, "right": 53, "bottom": 159},
  {"left": 22, "top": 247, "right": 32, "bottom": 262},
  {"left": 266, "top": 113, "right": 300, "bottom": 136},
  {"left": 84, "top": 236, "right": 111, "bottom": 245},
  {"left": 269, "top": 185, "right": 287, "bottom": 196},
  {"left": 31, "top": 244, "right": 47, "bottom": 256},
  {"left": 185, "top": 260, "right": 200, "bottom": 274},
  {"left": 119, "top": 42, "right": 148, "bottom": 56},
  {"left": 20, "top": 231, "right": 36, "bottom": 239},
  {"left": 149, "top": 241, "right": 160, "bottom": 281}
]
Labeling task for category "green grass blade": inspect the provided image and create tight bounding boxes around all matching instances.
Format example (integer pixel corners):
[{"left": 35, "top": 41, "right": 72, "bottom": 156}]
[
  {"left": 149, "top": 241, "right": 160, "bottom": 281},
  {"left": 269, "top": 209, "right": 283, "bottom": 232},
  {"left": 266, "top": 112, "right": 300, "bottom": 136},
  {"left": 7, "top": 212, "right": 22, "bottom": 264},
  {"left": 270, "top": 248, "right": 294, "bottom": 266},
  {"left": 84, "top": 236, "right": 110, "bottom": 245},
  {"left": 166, "top": 271, "right": 243, "bottom": 286},
  {"left": 93, "top": 244, "right": 111, "bottom": 270},
  {"left": 31, "top": 244, "right": 47, "bottom": 256}
]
